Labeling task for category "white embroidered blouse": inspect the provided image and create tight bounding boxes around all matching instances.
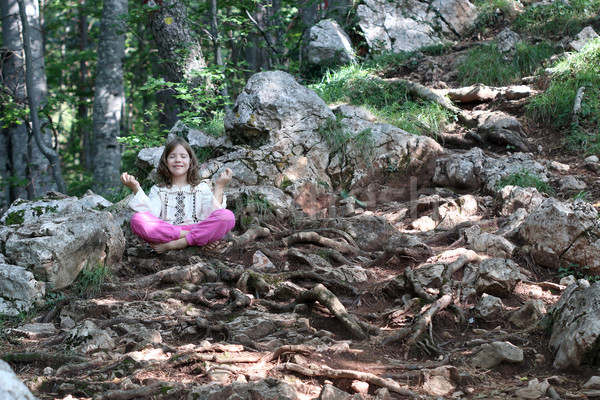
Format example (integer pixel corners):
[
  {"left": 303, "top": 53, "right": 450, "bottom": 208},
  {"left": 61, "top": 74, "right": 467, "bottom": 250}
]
[{"left": 128, "top": 182, "right": 226, "bottom": 225}]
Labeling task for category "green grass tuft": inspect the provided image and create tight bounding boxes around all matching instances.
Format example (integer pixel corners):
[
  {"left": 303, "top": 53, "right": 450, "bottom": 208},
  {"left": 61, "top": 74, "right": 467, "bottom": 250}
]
[
  {"left": 310, "top": 65, "right": 453, "bottom": 141},
  {"left": 513, "top": 0, "right": 600, "bottom": 37},
  {"left": 497, "top": 169, "right": 554, "bottom": 194},
  {"left": 457, "top": 41, "right": 555, "bottom": 86}
]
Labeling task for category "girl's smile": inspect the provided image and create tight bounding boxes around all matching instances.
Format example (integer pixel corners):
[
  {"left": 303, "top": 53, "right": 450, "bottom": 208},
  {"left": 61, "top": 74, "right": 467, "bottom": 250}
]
[{"left": 167, "top": 144, "right": 191, "bottom": 183}]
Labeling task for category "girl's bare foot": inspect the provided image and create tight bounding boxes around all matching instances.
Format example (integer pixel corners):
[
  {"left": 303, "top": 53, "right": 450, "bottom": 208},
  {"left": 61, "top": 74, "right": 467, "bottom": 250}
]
[
  {"left": 150, "top": 237, "right": 189, "bottom": 254},
  {"left": 204, "top": 240, "right": 231, "bottom": 253},
  {"left": 204, "top": 241, "right": 220, "bottom": 251}
]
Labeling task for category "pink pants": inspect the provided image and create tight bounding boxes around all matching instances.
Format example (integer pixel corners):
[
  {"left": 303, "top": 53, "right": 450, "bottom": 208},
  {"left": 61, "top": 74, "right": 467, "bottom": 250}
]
[{"left": 130, "top": 209, "right": 235, "bottom": 247}]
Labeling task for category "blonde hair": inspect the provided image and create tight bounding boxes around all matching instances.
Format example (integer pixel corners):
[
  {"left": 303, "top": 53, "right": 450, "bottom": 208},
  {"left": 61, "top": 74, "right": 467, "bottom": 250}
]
[{"left": 156, "top": 137, "right": 201, "bottom": 187}]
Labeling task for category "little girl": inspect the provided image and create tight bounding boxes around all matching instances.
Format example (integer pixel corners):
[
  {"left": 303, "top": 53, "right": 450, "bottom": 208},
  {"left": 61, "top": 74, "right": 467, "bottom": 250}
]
[{"left": 120, "top": 137, "right": 235, "bottom": 254}]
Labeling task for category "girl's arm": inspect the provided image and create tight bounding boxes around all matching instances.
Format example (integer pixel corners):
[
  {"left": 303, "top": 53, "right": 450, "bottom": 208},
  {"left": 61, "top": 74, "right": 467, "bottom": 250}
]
[
  {"left": 121, "top": 172, "right": 141, "bottom": 194},
  {"left": 213, "top": 168, "right": 233, "bottom": 205},
  {"left": 122, "top": 173, "right": 162, "bottom": 217}
]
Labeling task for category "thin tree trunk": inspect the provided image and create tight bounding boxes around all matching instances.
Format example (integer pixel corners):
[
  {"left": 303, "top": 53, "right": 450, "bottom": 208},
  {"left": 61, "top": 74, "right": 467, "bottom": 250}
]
[
  {"left": 208, "top": 0, "right": 230, "bottom": 112},
  {"left": 1, "top": 0, "right": 30, "bottom": 200},
  {"left": 0, "top": 128, "right": 11, "bottom": 211},
  {"left": 24, "top": 0, "right": 58, "bottom": 196},
  {"left": 17, "top": 0, "right": 66, "bottom": 193},
  {"left": 91, "top": 0, "right": 127, "bottom": 197},
  {"left": 78, "top": 0, "right": 92, "bottom": 172}
]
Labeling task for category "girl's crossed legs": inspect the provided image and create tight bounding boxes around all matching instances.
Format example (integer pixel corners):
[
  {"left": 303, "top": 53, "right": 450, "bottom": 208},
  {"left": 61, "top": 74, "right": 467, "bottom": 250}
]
[{"left": 130, "top": 209, "right": 235, "bottom": 253}]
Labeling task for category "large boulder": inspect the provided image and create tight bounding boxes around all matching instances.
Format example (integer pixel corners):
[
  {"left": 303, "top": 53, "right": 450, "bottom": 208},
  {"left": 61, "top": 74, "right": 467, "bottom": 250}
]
[
  {"left": 518, "top": 198, "right": 600, "bottom": 273},
  {"left": 549, "top": 280, "right": 600, "bottom": 369},
  {"left": 357, "top": 0, "right": 478, "bottom": 54},
  {"left": 0, "top": 194, "right": 125, "bottom": 292},
  {"left": 224, "top": 70, "right": 335, "bottom": 150},
  {"left": 433, "top": 147, "right": 548, "bottom": 194}
]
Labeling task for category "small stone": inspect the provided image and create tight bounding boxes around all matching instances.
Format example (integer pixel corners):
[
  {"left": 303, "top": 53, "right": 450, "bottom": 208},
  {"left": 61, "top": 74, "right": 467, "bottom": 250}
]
[{"left": 351, "top": 380, "right": 369, "bottom": 394}]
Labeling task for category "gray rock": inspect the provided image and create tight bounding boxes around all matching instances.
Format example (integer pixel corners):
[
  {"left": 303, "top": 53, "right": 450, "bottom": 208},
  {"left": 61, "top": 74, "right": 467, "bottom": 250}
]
[
  {"left": 476, "top": 294, "right": 503, "bottom": 319},
  {"left": 549, "top": 280, "right": 600, "bottom": 369},
  {"left": 357, "top": 0, "right": 478, "bottom": 54},
  {"left": 0, "top": 264, "right": 45, "bottom": 316},
  {"left": 186, "top": 378, "right": 300, "bottom": 400},
  {"left": 569, "top": 26, "right": 599, "bottom": 51},
  {"left": 509, "top": 299, "right": 546, "bottom": 329},
  {"left": 519, "top": 198, "right": 600, "bottom": 273},
  {"left": 475, "top": 258, "right": 521, "bottom": 298},
  {"left": 307, "top": 19, "right": 356, "bottom": 66},
  {"left": 3, "top": 209, "right": 124, "bottom": 290},
  {"left": 471, "top": 341, "right": 524, "bottom": 368},
  {"left": 0, "top": 360, "right": 38, "bottom": 399}
]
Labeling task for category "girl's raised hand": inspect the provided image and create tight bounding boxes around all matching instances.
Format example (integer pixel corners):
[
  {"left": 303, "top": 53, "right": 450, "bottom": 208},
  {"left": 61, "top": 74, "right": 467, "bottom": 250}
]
[
  {"left": 215, "top": 168, "right": 233, "bottom": 187},
  {"left": 121, "top": 172, "right": 141, "bottom": 193}
]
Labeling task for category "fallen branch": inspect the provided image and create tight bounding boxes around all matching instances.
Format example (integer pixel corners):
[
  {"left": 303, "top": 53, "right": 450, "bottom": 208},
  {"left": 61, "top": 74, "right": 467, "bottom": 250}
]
[
  {"left": 572, "top": 86, "right": 585, "bottom": 125},
  {"left": 275, "top": 362, "right": 416, "bottom": 397}
]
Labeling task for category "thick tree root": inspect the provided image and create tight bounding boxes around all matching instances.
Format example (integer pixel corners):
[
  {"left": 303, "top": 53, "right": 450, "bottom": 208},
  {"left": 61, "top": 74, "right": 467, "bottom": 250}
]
[
  {"left": 232, "top": 226, "right": 270, "bottom": 247},
  {"left": 297, "top": 284, "right": 367, "bottom": 339},
  {"left": 1, "top": 351, "right": 88, "bottom": 365},
  {"left": 102, "top": 263, "right": 210, "bottom": 291},
  {"left": 383, "top": 287, "right": 454, "bottom": 346},
  {"left": 92, "top": 381, "right": 178, "bottom": 400},
  {"left": 276, "top": 362, "right": 416, "bottom": 397}
]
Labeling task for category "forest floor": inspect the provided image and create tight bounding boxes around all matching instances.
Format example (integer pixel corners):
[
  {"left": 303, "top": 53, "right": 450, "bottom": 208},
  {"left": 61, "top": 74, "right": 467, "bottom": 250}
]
[{"left": 5, "top": 25, "right": 600, "bottom": 400}]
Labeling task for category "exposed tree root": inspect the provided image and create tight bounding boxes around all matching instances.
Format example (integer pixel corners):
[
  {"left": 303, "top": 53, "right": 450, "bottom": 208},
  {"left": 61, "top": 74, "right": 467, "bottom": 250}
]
[
  {"left": 296, "top": 284, "right": 368, "bottom": 339},
  {"left": 446, "top": 84, "right": 501, "bottom": 103},
  {"left": 405, "top": 267, "right": 437, "bottom": 303},
  {"left": 56, "top": 359, "right": 106, "bottom": 376},
  {"left": 92, "top": 381, "right": 178, "bottom": 400},
  {"left": 275, "top": 362, "right": 416, "bottom": 397},
  {"left": 102, "top": 263, "right": 210, "bottom": 291},
  {"left": 1, "top": 351, "right": 88, "bottom": 365},
  {"left": 266, "top": 231, "right": 364, "bottom": 256},
  {"left": 383, "top": 287, "right": 454, "bottom": 347},
  {"left": 232, "top": 226, "right": 270, "bottom": 247}
]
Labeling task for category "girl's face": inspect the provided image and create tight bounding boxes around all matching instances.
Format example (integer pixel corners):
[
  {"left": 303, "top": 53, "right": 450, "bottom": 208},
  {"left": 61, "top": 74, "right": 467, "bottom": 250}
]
[{"left": 167, "top": 144, "right": 191, "bottom": 180}]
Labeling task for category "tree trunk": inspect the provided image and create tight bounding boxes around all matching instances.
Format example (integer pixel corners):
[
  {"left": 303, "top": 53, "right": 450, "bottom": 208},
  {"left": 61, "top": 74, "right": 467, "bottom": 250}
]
[
  {"left": 26, "top": 0, "right": 57, "bottom": 196},
  {"left": 244, "top": 6, "right": 270, "bottom": 73},
  {"left": 146, "top": 0, "right": 208, "bottom": 84},
  {"left": 145, "top": 0, "right": 214, "bottom": 128},
  {"left": 17, "top": 0, "right": 66, "bottom": 194},
  {"left": 208, "top": 0, "right": 230, "bottom": 111},
  {"left": 91, "top": 0, "right": 128, "bottom": 197},
  {"left": 0, "top": 128, "right": 11, "bottom": 211},
  {"left": 1, "top": 0, "right": 30, "bottom": 200},
  {"left": 78, "top": 0, "right": 92, "bottom": 172}
]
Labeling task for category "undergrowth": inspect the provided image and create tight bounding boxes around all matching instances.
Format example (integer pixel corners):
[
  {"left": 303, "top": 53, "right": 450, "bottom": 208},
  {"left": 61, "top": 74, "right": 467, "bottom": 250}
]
[
  {"left": 310, "top": 65, "right": 453, "bottom": 140},
  {"left": 512, "top": 0, "right": 600, "bottom": 37},
  {"left": 526, "top": 39, "right": 600, "bottom": 154},
  {"left": 457, "top": 41, "right": 555, "bottom": 86},
  {"left": 497, "top": 169, "right": 554, "bottom": 194}
]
